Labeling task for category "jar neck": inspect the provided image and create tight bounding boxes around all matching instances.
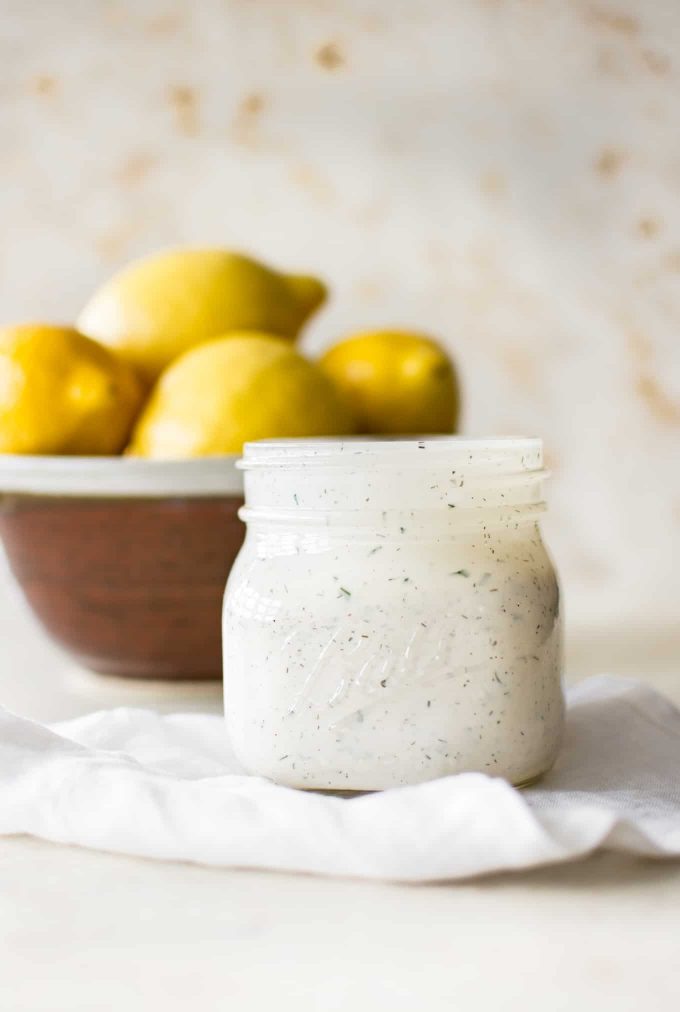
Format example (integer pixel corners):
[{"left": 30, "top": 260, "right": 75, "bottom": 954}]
[
  {"left": 239, "top": 505, "right": 544, "bottom": 539},
  {"left": 238, "top": 437, "right": 548, "bottom": 527}
]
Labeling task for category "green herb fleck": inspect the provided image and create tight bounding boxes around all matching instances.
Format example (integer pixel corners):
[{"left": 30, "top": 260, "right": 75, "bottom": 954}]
[
  {"left": 451, "top": 569, "right": 469, "bottom": 578},
  {"left": 339, "top": 586, "right": 351, "bottom": 597},
  {"left": 368, "top": 546, "right": 382, "bottom": 556},
  {"left": 293, "top": 493, "right": 299, "bottom": 505}
]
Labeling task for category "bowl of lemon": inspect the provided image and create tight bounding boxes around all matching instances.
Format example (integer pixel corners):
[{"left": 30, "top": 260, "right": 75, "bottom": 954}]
[{"left": 0, "top": 247, "right": 460, "bottom": 680}]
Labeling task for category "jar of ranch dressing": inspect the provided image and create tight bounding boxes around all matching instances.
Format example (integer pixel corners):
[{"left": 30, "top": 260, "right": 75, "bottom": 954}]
[{"left": 223, "top": 437, "right": 563, "bottom": 790}]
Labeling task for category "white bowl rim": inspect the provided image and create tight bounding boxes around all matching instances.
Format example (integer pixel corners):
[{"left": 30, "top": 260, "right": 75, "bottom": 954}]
[{"left": 0, "top": 454, "right": 243, "bottom": 498}]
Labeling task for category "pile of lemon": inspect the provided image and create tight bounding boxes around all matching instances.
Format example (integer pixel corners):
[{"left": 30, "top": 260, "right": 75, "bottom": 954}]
[{"left": 0, "top": 249, "right": 460, "bottom": 457}]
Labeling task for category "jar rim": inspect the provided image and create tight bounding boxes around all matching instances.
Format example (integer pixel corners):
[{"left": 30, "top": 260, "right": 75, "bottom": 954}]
[{"left": 239, "top": 436, "right": 543, "bottom": 475}]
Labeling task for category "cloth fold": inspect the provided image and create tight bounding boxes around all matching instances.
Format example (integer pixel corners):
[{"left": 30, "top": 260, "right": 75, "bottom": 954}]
[{"left": 1, "top": 675, "right": 679, "bottom": 881}]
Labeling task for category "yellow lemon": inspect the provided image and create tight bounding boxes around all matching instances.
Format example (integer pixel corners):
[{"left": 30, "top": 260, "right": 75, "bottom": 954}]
[
  {"left": 319, "top": 329, "right": 460, "bottom": 434},
  {"left": 78, "top": 248, "right": 327, "bottom": 382},
  {"left": 127, "top": 332, "right": 355, "bottom": 458},
  {"left": 0, "top": 323, "right": 145, "bottom": 455}
]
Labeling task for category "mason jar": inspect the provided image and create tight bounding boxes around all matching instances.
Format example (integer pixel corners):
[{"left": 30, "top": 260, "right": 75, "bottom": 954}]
[{"left": 223, "top": 437, "right": 563, "bottom": 790}]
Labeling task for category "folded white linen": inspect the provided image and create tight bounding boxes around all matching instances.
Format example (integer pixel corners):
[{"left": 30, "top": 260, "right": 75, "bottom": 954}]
[{"left": 1, "top": 676, "right": 679, "bottom": 881}]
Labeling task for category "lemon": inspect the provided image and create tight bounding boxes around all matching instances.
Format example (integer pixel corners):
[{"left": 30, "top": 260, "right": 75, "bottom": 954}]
[
  {"left": 78, "top": 248, "right": 327, "bottom": 382},
  {"left": 319, "top": 329, "right": 460, "bottom": 435},
  {"left": 0, "top": 323, "right": 145, "bottom": 455},
  {"left": 127, "top": 332, "right": 355, "bottom": 457}
]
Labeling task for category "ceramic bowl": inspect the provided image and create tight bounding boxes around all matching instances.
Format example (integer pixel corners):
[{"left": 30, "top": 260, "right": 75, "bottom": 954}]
[{"left": 0, "top": 456, "right": 244, "bottom": 680}]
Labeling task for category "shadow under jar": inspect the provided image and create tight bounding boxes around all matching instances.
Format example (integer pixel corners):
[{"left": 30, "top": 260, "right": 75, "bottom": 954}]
[{"left": 223, "top": 437, "right": 564, "bottom": 790}]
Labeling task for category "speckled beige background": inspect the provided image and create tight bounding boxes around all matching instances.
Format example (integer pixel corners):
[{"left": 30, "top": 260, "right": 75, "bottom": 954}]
[{"left": 1, "top": 0, "right": 679, "bottom": 638}]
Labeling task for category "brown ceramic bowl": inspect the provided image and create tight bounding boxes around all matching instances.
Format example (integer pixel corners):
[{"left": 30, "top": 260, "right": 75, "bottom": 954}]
[{"left": 0, "top": 456, "right": 244, "bottom": 680}]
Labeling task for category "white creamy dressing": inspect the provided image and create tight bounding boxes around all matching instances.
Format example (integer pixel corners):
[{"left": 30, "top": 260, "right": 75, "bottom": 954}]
[{"left": 223, "top": 438, "right": 564, "bottom": 790}]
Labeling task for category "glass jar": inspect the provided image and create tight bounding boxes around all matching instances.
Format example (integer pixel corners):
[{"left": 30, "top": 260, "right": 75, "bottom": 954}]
[{"left": 223, "top": 437, "right": 563, "bottom": 790}]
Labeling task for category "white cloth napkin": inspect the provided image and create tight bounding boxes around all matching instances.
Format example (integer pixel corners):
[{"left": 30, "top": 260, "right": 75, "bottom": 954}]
[{"left": 1, "top": 675, "right": 680, "bottom": 881}]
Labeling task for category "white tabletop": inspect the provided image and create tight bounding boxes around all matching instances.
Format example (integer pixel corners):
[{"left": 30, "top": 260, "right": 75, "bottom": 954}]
[{"left": 1, "top": 562, "right": 679, "bottom": 1012}]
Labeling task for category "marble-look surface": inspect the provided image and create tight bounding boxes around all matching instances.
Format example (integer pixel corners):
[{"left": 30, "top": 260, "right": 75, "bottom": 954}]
[
  {"left": 1, "top": 0, "right": 679, "bottom": 632},
  {"left": 1, "top": 838, "right": 680, "bottom": 1012}
]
